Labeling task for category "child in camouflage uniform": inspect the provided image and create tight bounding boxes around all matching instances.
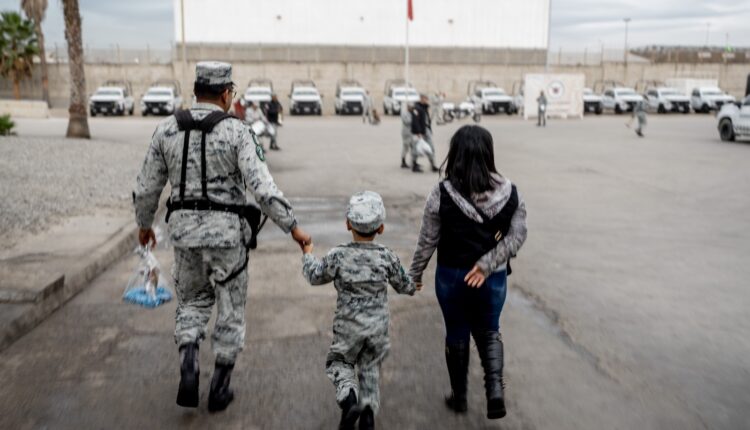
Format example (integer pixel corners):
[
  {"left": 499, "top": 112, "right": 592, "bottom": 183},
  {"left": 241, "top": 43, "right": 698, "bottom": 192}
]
[{"left": 302, "top": 191, "right": 418, "bottom": 430}]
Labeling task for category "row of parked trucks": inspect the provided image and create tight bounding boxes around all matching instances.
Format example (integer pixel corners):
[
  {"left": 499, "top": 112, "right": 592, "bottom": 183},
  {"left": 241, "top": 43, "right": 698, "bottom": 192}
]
[{"left": 87, "top": 77, "right": 738, "bottom": 119}]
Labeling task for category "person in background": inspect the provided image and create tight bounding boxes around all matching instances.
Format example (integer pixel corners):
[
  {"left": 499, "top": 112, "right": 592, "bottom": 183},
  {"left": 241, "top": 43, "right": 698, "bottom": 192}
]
[
  {"left": 400, "top": 103, "right": 415, "bottom": 169},
  {"left": 264, "top": 94, "right": 283, "bottom": 150},
  {"left": 362, "top": 90, "right": 372, "bottom": 124},
  {"left": 536, "top": 90, "right": 547, "bottom": 127},
  {"left": 409, "top": 125, "right": 528, "bottom": 421},
  {"left": 411, "top": 94, "right": 439, "bottom": 173},
  {"left": 632, "top": 99, "right": 647, "bottom": 137}
]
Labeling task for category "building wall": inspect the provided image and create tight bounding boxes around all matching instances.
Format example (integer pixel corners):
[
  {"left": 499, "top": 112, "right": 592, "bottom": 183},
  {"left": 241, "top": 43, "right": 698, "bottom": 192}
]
[
  {"left": 175, "top": 0, "right": 550, "bottom": 49},
  {"left": 3, "top": 60, "right": 747, "bottom": 113}
]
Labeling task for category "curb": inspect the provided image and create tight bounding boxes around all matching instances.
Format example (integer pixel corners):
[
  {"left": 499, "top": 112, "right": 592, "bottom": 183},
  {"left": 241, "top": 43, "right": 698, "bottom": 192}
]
[{"left": 0, "top": 208, "right": 163, "bottom": 352}]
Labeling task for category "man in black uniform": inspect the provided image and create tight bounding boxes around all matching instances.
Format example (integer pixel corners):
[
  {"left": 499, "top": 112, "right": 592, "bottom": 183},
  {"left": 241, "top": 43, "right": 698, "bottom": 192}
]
[
  {"left": 411, "top": 94, "right": 439, "bottom": 173},
  {"left": 264, "top": 94, "right": 283, "bottom": 150}
]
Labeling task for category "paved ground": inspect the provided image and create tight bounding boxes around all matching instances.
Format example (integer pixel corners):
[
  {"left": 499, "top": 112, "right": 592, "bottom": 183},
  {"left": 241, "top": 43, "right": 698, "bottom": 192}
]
[{"left": 1, "top": 113, "right": 749, "bottom": 429}]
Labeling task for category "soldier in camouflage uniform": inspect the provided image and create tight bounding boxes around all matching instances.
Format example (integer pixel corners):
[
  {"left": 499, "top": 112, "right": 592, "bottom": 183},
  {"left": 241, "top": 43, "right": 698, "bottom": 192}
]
[
  {"left": 301, "top": 191, "right": 418, "bottom": 430},
  {"left": 133, "top": 61, "right": 311, "bottom": 412}
]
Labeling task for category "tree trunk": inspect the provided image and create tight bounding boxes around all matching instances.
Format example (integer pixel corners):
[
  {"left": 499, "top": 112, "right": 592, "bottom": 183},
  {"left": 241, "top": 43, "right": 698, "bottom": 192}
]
[
  {"left": 13, "top": 79, "right": 21, "bottom": 100},
  {"left": 62, "top": 0, "right": 90, "bottom": 139},
  {"left": 35, "top": 22, "right": 50, "bottom": 107}
]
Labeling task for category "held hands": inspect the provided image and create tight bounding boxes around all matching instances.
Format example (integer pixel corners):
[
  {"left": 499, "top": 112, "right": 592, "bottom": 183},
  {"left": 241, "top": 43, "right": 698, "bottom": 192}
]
[
  {"left": 138, "top": 228, "right": 157, "bottom": 248},
  {"left": 464, "top": 265, "right": 486, "bottom": 288},
  {"left": 302, "top": 241, "right": 314, "bottom": 254},
  {"left": 291, "top": 226, "right": 312, "bottom": 251},
  {"left": 415, "top": 282, "right": 424, "bottom": 292}
]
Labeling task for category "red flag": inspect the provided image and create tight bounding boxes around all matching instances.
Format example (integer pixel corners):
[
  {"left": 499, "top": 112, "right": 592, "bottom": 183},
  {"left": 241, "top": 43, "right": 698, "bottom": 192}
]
[{"left": 407, "top": 0, "right": 413, "bottom": 21}]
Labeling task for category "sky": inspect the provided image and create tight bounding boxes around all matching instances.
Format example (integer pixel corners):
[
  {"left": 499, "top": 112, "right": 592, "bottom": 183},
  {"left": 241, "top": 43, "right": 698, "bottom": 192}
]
[{"left": 1, "top": 0, "right": 749, "bottom": 52}]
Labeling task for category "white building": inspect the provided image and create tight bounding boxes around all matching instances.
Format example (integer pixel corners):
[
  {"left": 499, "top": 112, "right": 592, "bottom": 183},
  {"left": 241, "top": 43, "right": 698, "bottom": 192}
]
[{"left": 174, "top": 0, "right": 549, "bottom": 53}]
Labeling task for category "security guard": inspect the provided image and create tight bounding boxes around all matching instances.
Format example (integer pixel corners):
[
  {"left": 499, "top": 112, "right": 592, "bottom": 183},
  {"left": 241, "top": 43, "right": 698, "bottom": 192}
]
[
  {"left": 133, "top": 61, "right": 311, "bottom": 412},
  {"left": 536, "top": 90, "right": 547, "bottom": 127}
]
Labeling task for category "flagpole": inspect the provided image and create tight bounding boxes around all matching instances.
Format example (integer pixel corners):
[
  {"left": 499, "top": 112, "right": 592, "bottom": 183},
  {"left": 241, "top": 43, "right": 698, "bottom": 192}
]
[{"left": 405, "top": 3, "right": 410, "bottom": 89}]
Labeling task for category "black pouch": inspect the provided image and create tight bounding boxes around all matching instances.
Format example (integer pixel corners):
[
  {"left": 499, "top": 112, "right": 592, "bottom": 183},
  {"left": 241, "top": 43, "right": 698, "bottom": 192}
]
[{"left": 241, "top": 204, "right": 266, "bottom": 250}]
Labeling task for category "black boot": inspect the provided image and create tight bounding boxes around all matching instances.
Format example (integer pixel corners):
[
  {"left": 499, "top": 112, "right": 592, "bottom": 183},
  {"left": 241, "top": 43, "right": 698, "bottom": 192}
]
[
  {"left": 359, "top": 405, "right": 374, "bottom": 430},
  {"left": 476, "top": 332, "right": 506, "bottom": 419},
  {"left": 176, "top": 343, "right": 199, "bottom": 408},
  {"left": 339, "top": 389, "right": 360, "bottom": 430},
  {"left": 412, "top": 163, "right": 423, "bottom": 173},
  {"left": 401, "top": 158, "right": 409, "bottom": 169},
  {"left": 444, "top": 342, "right": 469, "bottom": 413},
  {"left": 208, "top": 362, "right": 235, "bottom": 412},
  {"left": 431, "top": 164, "right": 440, "bottom": 173}
]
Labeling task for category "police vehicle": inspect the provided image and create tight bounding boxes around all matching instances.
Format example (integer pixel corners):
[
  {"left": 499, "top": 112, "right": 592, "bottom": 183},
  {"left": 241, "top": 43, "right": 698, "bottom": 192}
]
[
  {"left": 243, "top": 79, "right": 273, "bottom": 111},
  {"left": 334, "top": 80, "right": 366, "bottom": 115},
  {"left": 717, "top": 95, "right": 750, "bottom": 141},
  {"left": 468, "top": 80, "right": 516, "bottom": 115},
  {"left": 383, "top": 79, "right": 420, "bottom": 115},
  {"left": 289, "top": 80, "right": 323, "bottom": 115},
  {"left": 140, "top": 80, "right": 183, "bottom": 116},
  {"left": 601, "top": 86, "right": 645, "bottom": 114},
  {"left": 89, "top": 80, "right": 134, "bottom": 116},
  {"left": 582, "top": 88, "right": 603, "bottom": 114},
  {"left": 691, "top": 87, "right": 736, "bottom": 113},
  {"left": 643, "top": 87, "right": 691, "bottom": 114}
]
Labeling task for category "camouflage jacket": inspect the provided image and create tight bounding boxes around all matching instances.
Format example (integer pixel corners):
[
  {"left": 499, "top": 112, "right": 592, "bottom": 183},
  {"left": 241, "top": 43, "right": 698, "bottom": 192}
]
[
  {"left": 302, "top": 242, "right": 415, "bottom": 318},
  {"left": 133, "top": 102, "right": 296, "bottom": 248}
]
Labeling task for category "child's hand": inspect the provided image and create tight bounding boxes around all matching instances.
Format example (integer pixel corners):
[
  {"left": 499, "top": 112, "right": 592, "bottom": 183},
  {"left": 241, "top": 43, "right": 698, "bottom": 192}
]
[
  {"left": 302, "top": 241, "right": 314, "bottom": 254},
  {"left": 415, "top": 282, "right": 423, "bottom": 292}
]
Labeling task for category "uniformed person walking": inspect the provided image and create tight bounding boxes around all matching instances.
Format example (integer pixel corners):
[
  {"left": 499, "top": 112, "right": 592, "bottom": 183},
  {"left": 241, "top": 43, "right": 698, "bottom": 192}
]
[
  {"left": 133, "top": 61, "right": 311, "bottom": 412},
  {"left": 632, "top": 99, "right": 647, "bottom": 137},
  {"left": 536, "top": 90, "right": 547, "bottom": 127},
  {"left": 301, "top": 191, "right": 418, "bottom": 430},
  {"left": 400, "top": 103, "right": 415, "bottom": 169}
]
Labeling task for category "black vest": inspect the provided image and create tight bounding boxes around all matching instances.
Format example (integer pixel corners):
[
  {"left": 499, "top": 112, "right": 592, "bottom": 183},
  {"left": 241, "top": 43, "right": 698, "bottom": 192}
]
[{"left": 437, "top": 181, "right": 519, "bottom": 273}]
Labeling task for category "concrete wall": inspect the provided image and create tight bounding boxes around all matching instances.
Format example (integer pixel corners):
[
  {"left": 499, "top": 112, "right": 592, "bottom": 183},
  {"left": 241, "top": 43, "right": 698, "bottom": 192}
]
[{"left": 3, "top": 60, "right": 748, "bottom": 114}]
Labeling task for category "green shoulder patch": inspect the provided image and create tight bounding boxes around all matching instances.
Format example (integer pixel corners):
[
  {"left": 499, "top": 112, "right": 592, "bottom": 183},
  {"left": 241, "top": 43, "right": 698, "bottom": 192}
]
[{"left": 251, "top": 132, "right": 266, "bottom": 162}]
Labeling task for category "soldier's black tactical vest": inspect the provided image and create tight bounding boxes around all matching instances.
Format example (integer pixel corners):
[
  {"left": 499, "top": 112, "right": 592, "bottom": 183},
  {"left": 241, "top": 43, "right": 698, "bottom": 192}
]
[
  {"left": 437, "top": 181, "right": 519, "bottom": 275},
  {"left": 166, "top": 109, "right": 265, "bottom": 252}
]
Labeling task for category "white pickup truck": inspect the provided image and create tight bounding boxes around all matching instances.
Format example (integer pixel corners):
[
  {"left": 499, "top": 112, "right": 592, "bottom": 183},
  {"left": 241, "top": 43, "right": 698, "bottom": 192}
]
[
  {"left": 601, "top": 87, "right": 645, "bottom": 114},
  {"left": 89, "top": 85, "right": 134, "bottom": 116},
  {"left": 140, "top": 82, "right": 182, "bottom": 116},
  {"left": 691, "top": 87, "right": 736, "bottom": 113},
  {"left": 335, "top": 80, "right": 366, "bottom": 115},
  {"left": 289, "top": 80, "right": 323, "bottom": 115},
  {"left": 467, "top": 81, "right": 515, "bottom": 115},
  {"left": 643, "top": 87, "right": 691, "bottom": 114},
  {"left": 243, "top": 79, "right": 273, "bottom": 111},
  {"left": 383, "top": 79, "right": 420, "bottom": 115},
  {"left": 582, "top": 88, "right": 603, "bottom": 114},
  {"left": 717, "top": 96, "right": 750, "bottom": 141}
]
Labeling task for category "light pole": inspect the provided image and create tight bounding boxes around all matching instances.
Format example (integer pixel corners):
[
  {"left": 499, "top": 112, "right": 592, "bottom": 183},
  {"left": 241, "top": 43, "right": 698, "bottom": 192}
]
[
  {"left": 623, "top": 18, "right": 631, "bottom": 83},
  {"left": 705, "top": 22, "right": 711, "bottom": 46}
]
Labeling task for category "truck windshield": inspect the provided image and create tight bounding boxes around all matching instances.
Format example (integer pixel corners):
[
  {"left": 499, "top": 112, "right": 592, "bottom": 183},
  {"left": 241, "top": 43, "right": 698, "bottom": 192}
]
[
  {"left": 617, "top": 90, "right": 637, "bottom": 96},
  {"left": 660, "top": 90, "right": 682, "bottom": 96},
  {"left": 702, "top": 90, "right": 723, "bottom": 96},
  {"left": 342, "top": 91, "right": 363, "bottom": 97},
  {"left": 294, "top": 90, "right": 318, "bottom": 96},
  {"left": 247, "top": 89, "right": 271, "bottom": 95},
  {"left": 484, "top": 90, "right": 506, "bottom": 96},
  {"left": 95, "top": 90, "right": 122, "bottom": 96},
  {"left": 146, "top": 90, "right": 172, "bottom": 97}
]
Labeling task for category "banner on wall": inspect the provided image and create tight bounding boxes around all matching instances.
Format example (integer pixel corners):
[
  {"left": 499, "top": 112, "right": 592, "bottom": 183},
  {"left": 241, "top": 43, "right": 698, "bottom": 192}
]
[{"left": 523, "top": 73, "right": 585, "bottom": 120}]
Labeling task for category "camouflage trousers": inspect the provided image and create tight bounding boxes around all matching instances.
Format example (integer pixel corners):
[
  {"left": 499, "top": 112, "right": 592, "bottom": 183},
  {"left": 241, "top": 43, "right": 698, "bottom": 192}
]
[
  {"left": 401, "top": 132, "right": 415, "bottom": 161},
  {"left": 326, "top": 320, "right": 390, "bottom": 415},
  {"left": 173, "top": 245, "right": 248, "bottom": 365}
]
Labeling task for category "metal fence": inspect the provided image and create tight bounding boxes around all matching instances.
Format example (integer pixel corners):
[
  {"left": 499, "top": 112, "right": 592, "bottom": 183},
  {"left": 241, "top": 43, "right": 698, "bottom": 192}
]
[{"left": 46, "top": 44, "right": 173, "bottom": 65}]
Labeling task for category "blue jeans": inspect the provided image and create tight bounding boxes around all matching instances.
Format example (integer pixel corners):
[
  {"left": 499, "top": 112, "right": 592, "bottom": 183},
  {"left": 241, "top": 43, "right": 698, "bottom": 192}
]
[{"left": 435, "top": 265, "right": 507, "bottom": 345}]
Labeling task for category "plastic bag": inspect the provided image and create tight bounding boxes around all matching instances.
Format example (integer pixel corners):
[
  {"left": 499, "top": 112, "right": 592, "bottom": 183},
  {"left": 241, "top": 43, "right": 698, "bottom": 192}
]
[
  {"left": 123, "top": 246, "right": 172, "bottom": 308},
  {"left": 414, "top": 137, "right": 433, "bottom": 157}
]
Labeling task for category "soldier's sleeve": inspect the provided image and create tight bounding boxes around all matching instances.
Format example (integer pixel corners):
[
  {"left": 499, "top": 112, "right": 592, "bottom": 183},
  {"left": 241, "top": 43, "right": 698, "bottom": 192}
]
[
  {"left": 301, "top": 250, "right": 338, "bottom": 286},
  {"left": 133, "top": 127, "right": 169, "bottom": 229},
  {"left": 237, "top": 124, "right": 297, "bottom": 233},
  {"left": 387, "top": 251, "right": 416, "bottom": 296}
]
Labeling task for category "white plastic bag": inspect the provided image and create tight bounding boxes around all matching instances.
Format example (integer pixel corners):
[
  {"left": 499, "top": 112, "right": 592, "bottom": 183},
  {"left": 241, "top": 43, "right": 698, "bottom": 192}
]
[
  {"left": 123, "top": 246, "right": 172, "bottom": 308},
  {"left": 414, "top": 137, "right": 433, "bottom": 157}
]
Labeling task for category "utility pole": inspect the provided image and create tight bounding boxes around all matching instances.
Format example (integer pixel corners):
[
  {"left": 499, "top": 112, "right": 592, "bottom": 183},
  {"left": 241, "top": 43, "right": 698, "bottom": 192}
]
[
  {"left": 545, "top": 0, "right": 551, "bottom": 72},
  {"left": 623, "top": 18, "right": 631, "bottom": 83},
  {"left": 180, "top": 0, "right": 188, "bottom": 90}
]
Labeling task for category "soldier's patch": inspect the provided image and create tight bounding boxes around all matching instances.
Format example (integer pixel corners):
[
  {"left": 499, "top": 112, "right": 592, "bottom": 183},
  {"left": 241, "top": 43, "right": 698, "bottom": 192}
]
[{"left": 251, "top": 133, "right": 265, "bottom": 162}]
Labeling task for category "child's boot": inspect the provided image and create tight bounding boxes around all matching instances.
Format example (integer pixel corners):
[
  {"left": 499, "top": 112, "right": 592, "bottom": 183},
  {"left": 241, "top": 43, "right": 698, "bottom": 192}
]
[
  {"left": 359, "top": 405, "right": 374, "bottom": 430},
  {"left": 339, "top": 389, "right": 360, "bottom": 430},
  {"left": 208, "top": 361, "right": 235, "bottom": 412},
  {"left": 176, "top": 343, "right": 199, "bottom": 408}
]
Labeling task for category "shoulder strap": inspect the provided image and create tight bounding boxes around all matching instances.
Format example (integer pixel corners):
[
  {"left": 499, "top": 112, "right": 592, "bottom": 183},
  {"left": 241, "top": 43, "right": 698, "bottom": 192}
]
[
  {"left": 175, "top": 110, "right": 194, "bottom": 201},
  {"left": 199, "top": 111, "right": 233, "bottom": 133},
  {"left": 174, "top": 109, "right": 195, "bottom": 131}
]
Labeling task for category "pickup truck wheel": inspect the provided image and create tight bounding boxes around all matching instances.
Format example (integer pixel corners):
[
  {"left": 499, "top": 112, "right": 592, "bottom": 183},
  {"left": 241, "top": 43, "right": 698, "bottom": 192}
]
[
  {"left": 142, "top": 111, "right": 147, "bottom": 117},
  {"left": 682, "top": 106, "right": 690, "bottom": 114},
  {"left": 129, "top": 107, "right": 134, "bottom": 115},
  {"left": 505, "top": 108, "right": 513, "bottom": 116},
  {"left": 614, "top": 105, "right": 623, "bottom": 114},
  {"left": 657, "top": 104, "right": 666, "bottom": 114},
  {"left": 90, "top": 110, "right": 96, "bottom": 117},
  {"left": 595, "top": 105, "right": 603, "bottom": 115},
  {"left": 702, "top": 104, "right": 710, "bottom": 114},
  {"left": 719, "top": 119, "right": 735, "bottom": 142}
]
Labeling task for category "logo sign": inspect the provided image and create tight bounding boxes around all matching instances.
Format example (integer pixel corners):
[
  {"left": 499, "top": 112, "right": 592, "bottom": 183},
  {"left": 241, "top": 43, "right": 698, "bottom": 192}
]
[{"left": 547, "top": 81, "right": 566, "bottom": 99}]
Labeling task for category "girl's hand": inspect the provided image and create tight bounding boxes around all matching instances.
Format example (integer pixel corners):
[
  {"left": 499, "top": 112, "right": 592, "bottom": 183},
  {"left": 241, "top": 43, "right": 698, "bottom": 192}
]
[
  {"left": 415, "top": 282, "right": 423, "bottom": 292},
  {"left": 464, "top": 265, "right": 486, "bottom": 288},
  {"left": 302, "top": 241, "right": 314, "bottom": 254}
]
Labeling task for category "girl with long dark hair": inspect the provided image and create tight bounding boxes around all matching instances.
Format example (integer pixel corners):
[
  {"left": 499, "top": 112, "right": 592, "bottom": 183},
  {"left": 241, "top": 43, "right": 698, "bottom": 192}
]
[{"left": 409, "top": 125, "right": 528, "bottom": 420}]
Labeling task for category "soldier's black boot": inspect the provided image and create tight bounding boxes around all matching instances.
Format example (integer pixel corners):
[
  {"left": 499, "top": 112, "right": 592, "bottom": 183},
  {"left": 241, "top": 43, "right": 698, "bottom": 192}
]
[
  {"left": 401, "top": 157, "right": 409, "bottom": 169},
  {"left": 476, "top": 331, "right": 507, "bottom": 419},
  {"left": 208, "top": 362, "right": 235, "bottom": 412},
  {"left": 358, "top": 405, "right": 374, "bottom": 430},
  {"left": 412, "top": 163, "right": 423, "bottom": 173},
  {"left": 176, "top": 343, "right": 199, "bottom": 408},
  {"left": 338, "top": 389, "right": 360, "bottom": 430},
  {"left": 444, "top": 341, "right": 469, "bottom": 413}
]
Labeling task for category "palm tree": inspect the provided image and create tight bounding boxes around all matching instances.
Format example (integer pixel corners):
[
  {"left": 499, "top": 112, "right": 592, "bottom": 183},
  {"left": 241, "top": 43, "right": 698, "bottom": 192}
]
[
  {"left": 21, "top": 0, "right": 50, "bottom": 107},
  {"left": 61, "top": 0, "right": 89, "bottom": 138},
  {"left": 0, "top": 11, "right": 39, "bottom": 100}
]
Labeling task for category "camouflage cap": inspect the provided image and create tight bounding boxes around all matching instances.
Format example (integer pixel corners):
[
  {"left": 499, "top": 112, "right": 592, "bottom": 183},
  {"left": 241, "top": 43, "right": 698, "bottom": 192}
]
[
  {"left": 347, "top": 191, "right": 386, "bottom": 234},
  {"left": 195, "top": 61, "right": 233, "bottom": 86}
]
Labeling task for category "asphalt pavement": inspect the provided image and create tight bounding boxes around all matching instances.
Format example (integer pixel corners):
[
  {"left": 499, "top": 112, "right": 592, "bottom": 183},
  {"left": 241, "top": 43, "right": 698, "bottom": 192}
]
[{"left": 1, "top": 113, "right": 749, "bottom": 429}]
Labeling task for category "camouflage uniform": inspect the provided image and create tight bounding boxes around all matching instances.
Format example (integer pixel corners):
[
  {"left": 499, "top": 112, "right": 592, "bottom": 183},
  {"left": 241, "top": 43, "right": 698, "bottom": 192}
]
[
  {"left": 302, "top": 192, "right": 415, "bottom": 414},
  {"left": 400, "top": 106, "right": 415, "bottom": 163},
  {"left": 133, "top": 61, "right": 297, "bottom": 365}
]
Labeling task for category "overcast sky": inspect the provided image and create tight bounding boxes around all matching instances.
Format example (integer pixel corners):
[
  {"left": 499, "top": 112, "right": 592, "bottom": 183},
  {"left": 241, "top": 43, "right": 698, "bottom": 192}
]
[{"left": 1, "top": 0, "right": 748, "bottom": 52}]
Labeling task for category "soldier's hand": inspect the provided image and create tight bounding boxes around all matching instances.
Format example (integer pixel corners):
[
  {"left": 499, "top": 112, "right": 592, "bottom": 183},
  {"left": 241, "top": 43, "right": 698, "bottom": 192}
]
[
  {"left": 291, "top": 226, "right": 312, "bottom": 250},
  {"left": 138, "top": 228, "right": 157, "bottom": 249}
]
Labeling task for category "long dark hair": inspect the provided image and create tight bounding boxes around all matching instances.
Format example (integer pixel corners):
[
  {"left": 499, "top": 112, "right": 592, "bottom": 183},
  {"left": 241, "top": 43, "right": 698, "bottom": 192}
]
[{"left": 441, "top": 125, "right": 499, "bottom": 196}]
